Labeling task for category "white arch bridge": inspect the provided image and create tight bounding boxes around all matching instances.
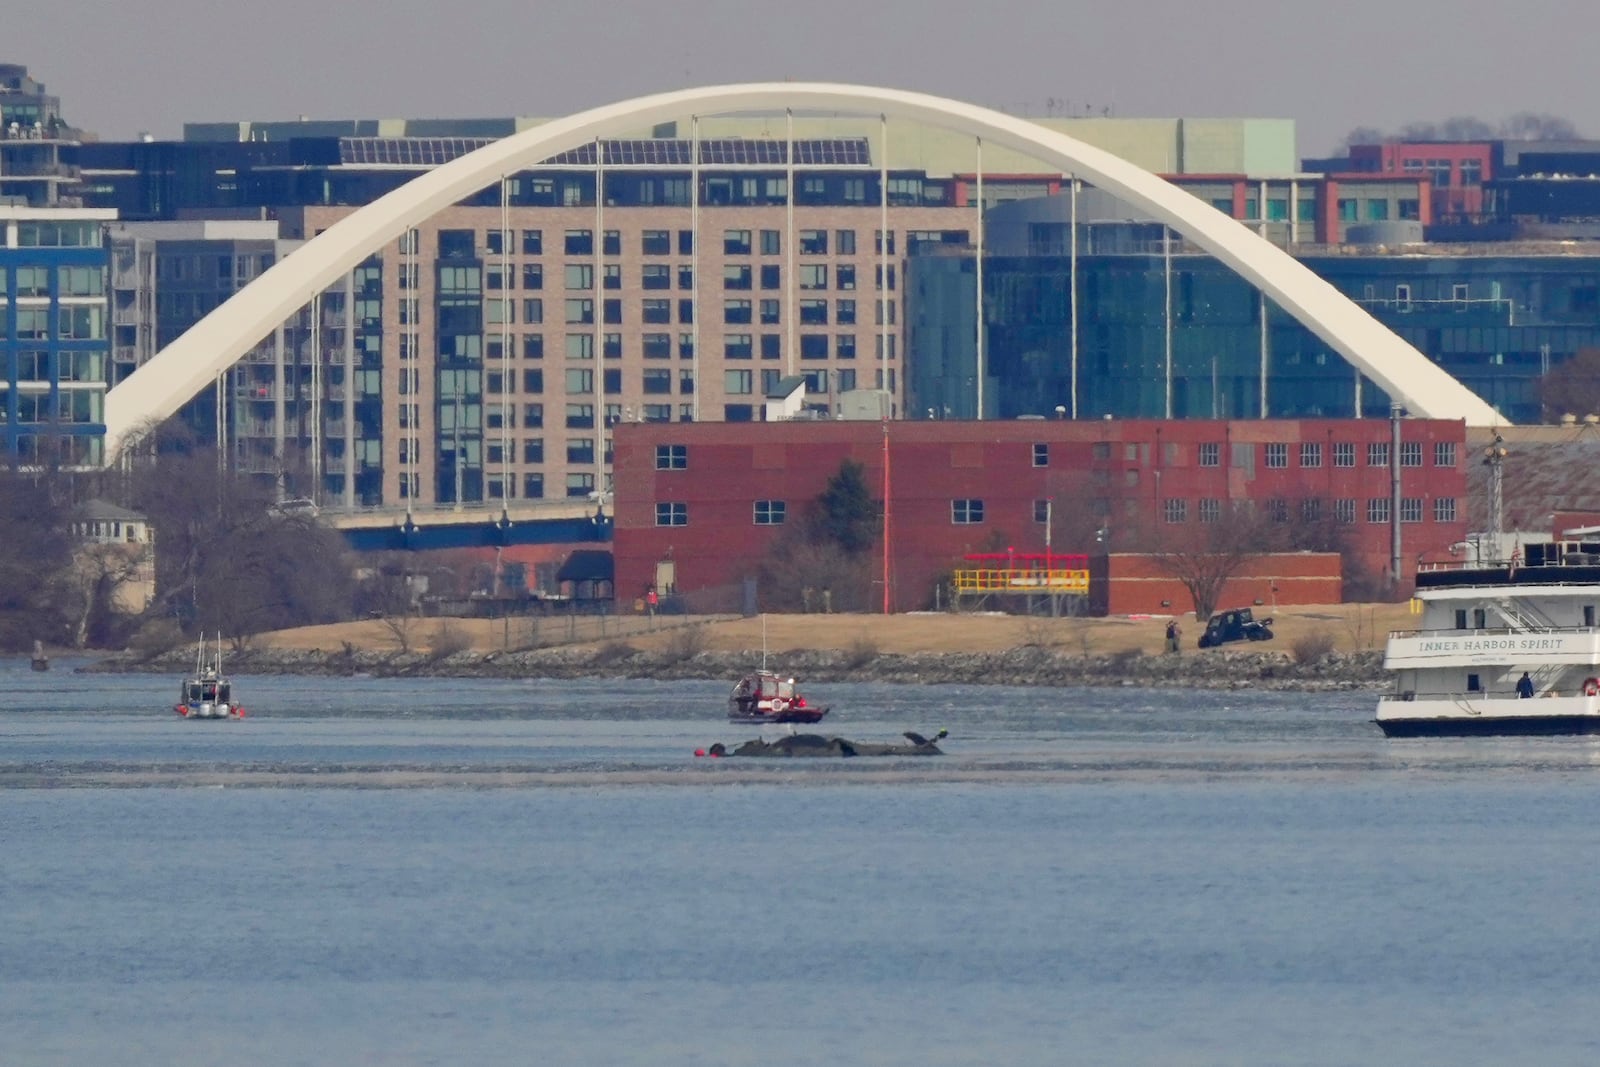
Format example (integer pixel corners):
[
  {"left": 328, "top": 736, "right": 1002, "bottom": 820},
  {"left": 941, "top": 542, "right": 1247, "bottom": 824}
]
[{"left": 102, "top": 81, "right": 1503, "bottom": 462}]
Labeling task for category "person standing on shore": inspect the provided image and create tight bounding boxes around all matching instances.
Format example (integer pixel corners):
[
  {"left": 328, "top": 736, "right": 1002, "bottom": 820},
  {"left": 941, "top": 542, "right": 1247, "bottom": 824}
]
[{"left": 1165, "top": 619, "right": 1182, "bottom": 655}]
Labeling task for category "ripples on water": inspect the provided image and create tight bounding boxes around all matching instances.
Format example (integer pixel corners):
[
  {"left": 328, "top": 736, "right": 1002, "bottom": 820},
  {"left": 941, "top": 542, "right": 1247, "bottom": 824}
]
[{"left": 5, "top": 657, "right": 1600, "bottom": 1065}]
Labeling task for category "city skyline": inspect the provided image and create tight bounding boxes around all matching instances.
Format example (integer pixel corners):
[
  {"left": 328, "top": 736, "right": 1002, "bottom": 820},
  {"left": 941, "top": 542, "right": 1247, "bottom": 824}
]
[{"left": 10, "top": 0, "right": 1599, "bottom": 158}]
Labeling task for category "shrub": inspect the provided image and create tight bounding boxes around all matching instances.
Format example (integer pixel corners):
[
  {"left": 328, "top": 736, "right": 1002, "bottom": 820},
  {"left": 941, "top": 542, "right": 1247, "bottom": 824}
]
[
  {"left": 128, "top": 618, "right": 183, "bottom": 660},
  {"left": 1019, "top": 614, "right": 1062, "bottom": 650},
  {"left": 663, "top": 625, "right": 709, "bottom": 661},
  {"left": 426, "top": 620, "right": 472, "bottom": 660},
  {"left": 1290, "top": 631, "right": 1337, "bottom": 664},
  {"left": 843, "top": 635, "right": 879, "bottom": 668},
  {"left": 591, "top": 640, "right": 638, "bottom": 665},
  {"left": 1109, "top": 647, "right": 1145, "bottom": 671}
]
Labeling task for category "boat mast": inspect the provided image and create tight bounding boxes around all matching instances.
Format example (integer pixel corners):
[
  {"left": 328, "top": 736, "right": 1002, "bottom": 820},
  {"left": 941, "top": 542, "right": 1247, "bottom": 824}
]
[{"left": 881, "top": 420, "right": 892, "bottom": 615}]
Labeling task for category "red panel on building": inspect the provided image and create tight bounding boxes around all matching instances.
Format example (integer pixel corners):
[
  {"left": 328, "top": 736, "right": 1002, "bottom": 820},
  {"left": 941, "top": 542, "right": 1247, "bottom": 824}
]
[
  {"left": 1347, "top": 142, "right": 1495, "bottom": 221},
  {"left": 1099, "top": 552, "right": 1342, "bottom": 616}
]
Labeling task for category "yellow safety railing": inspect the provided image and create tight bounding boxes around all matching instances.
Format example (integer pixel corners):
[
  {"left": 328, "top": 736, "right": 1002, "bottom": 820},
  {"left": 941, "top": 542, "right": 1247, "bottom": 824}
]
[{"left": 952, "top": 568, "right": 1090, "bottom": 594}]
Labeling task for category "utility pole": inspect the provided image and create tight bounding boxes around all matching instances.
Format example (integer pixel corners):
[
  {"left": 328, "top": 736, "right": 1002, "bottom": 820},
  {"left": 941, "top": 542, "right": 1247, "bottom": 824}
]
[
  {"left": 1046, "top": 497, "right": 1057, "bottom": 618},
  {"left": 1483, "top": 433, "right": 1507, "bottom": 561},
  {"left": 1390, "top": 403, "right": 1403, "bottom": 589}
]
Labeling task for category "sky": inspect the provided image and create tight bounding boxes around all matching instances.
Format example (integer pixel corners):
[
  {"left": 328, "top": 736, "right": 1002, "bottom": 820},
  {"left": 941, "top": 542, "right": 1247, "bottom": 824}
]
[{"left": 9, "top": 0, "right": 1600, "bottom": 157}]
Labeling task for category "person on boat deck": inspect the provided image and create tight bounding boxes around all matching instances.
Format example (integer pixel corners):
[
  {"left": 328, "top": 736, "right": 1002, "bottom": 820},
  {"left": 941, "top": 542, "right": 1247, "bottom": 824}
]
[{"left": 1517, "top": 672, "right": 1535, "bottom": 699}]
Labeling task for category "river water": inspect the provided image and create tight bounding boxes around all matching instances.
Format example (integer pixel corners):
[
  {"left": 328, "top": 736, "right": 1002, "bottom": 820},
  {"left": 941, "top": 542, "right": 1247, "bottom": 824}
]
[{"left": 4, "top": 658, "right": 1600, "bottom": 1065}]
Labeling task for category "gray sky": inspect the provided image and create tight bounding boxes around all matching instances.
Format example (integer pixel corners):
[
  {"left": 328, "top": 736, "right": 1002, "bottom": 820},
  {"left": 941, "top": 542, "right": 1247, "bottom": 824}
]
[{"left": 10, "top": 0, "right": 1599, "bottom": 157}]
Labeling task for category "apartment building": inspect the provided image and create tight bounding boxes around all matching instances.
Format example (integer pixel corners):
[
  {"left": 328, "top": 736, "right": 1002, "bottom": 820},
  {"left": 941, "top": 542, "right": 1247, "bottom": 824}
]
[
  {"left": 265, "top": 139, "right": 971, "bottom": 508},
  {"left": 0, "top": 205, "right": 113, "bottom": 466}
]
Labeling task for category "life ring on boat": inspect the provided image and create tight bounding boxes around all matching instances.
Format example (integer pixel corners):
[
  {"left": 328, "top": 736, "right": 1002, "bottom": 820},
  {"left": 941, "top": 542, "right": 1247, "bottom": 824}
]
[
  {"left": 1583, "top": 678, "right": 1599, "bottom": 697},
  {"left": 770, "top": 698, "right": 789, "bottom": 715}
]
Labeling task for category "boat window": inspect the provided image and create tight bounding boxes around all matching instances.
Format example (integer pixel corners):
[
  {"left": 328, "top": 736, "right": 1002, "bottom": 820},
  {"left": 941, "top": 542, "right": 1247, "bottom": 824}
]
[
  {"left": 187, "top": 684, "right": 202, "bottom": 702},
  {"left": 1587, "top": 606, "right": 1596, "bottom": 629},
  {"left": 1472, "top": 609, "right": 1487, "bottom": 630},
  {"left": 218, "top": 684, "right": 231, "bottom": 703},
  {"left": 1454, "top": 610, "right": 1467, "bottom": 629},
  {"left": 1467, "top": 674, "right": 1481, "bottom": 693}
]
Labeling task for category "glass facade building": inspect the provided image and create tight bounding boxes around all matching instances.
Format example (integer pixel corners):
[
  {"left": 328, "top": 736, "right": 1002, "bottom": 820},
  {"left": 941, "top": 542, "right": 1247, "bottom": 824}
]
[
  {"left": 908, "top": 206, "right": 1600, "bottom": 425},
  {"left": 0, "top": 208, "right": 114, "bottom": 466}
]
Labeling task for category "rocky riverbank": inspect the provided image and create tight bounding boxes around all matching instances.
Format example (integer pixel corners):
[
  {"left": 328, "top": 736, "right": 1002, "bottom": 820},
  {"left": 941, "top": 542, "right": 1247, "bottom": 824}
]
[{"left": 83, "top": 642, "right": 1389, "bottom": 691}]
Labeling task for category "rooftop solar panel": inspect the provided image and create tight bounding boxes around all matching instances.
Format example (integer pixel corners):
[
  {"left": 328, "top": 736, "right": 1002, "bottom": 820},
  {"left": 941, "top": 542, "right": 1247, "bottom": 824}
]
[
  {"left": 340, "top": 137, "right": 497, "bottom": 166},
  {"left": 339, "top": 136, "right": 874, "bottom": 168}
]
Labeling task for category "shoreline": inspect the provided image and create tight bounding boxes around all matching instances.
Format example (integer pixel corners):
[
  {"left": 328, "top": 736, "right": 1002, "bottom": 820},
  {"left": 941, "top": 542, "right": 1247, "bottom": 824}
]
[{"left": 82, "top": 643, "right": 1389, "bottom": 692}]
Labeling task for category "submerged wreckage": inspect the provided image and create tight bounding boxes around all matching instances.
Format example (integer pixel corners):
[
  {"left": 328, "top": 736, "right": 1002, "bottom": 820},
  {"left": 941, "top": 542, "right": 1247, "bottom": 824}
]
[{"left": 697, "top": 729, "right": 948, "bottom": 758}]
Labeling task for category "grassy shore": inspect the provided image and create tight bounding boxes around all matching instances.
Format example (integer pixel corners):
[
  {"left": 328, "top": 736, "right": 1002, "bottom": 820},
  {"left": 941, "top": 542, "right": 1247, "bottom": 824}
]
[{"left": 253, "top": 602, "right": 1414, "bottom": 659}]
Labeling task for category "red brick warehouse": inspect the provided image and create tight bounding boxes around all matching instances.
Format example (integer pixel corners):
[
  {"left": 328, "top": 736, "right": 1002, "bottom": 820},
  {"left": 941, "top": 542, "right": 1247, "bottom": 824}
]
[{"left": 611, "top": 418, "right": 1469, "bottom": 612}]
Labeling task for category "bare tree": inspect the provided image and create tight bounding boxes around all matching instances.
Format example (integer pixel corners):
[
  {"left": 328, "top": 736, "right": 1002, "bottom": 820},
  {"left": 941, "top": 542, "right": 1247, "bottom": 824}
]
[
  {"left": 1146, "top": 504, "right": 1284, "bottom": 622},
  {"left": 1398, "top": 121, "right": 1443, "bottom": 141},
  {"left": 380, "top": 609, "right": 420, "bottom": 654},
  {"left": 1538, "top": 348, "right": 1600, "bottom": 422},
  {"left": 755, "top": 532, "right": 878, "bottom": 613},
  {"left": 0, "top": 468, "right": 75, "bottom": 650},
  {"left": 1440, "top": 116, "right": 1499, "bottom": 141},
  {"left": 1501, "top": 112, "right": 1579, "bottom": 141},
  {"left": 128, "top": 443, "right": 353, "bottom": 645},
  {"left": 1340, "top": 126, "right": 1388, "bottom": 150},
  {"left": 1338, "top": 113, "right": 1582, "bottom": 151},
  {"left": 356, "top": 557, "right": 422, "bottom": 653},
  {"left": 63, "top": 542, "right": 150, "bottom": 649}
]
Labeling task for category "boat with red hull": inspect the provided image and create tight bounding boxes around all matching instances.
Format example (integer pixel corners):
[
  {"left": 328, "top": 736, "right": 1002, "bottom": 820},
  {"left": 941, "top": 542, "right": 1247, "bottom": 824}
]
[{"left": 727, "top": 670, "right": 829, "bottom": 725}]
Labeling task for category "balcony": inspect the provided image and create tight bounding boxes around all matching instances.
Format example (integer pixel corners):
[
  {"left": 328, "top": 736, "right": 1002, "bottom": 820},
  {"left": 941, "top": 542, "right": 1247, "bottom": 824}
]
[{"left": 0, "top": 160, "right": 79, "bottom": 179}]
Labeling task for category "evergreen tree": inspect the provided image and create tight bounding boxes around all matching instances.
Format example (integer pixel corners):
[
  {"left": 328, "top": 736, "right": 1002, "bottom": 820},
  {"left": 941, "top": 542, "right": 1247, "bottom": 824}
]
[{"left": 813, "top": 459, "right": 879, "bottom": 555}]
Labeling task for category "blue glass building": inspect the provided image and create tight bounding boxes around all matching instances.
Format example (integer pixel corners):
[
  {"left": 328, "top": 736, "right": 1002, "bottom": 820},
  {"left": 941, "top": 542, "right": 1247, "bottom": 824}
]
[
  {"left": 0, "top": 207, "right": 114, "bottom": 466},
  {"left": 907, "top": 196, "right": 1600, "bottom": 425}
]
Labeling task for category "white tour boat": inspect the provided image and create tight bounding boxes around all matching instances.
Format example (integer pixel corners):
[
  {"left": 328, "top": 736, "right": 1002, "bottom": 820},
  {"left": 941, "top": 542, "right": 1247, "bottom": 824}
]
[{"left": 1377, "top": 537, "right": 1600, "bottom": 737}]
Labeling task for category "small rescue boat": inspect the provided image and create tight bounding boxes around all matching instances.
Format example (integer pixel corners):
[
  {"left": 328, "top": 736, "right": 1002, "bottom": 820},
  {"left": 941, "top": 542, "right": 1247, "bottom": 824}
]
[
  {"left": 175, "top": 634, "right": 246, "bottom": 720},
  {"left": 727, "top": 669, "right": 829, "bottom": 724}
]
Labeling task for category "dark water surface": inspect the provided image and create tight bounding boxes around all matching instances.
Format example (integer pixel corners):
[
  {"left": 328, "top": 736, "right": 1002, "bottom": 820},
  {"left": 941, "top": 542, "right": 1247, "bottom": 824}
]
[{"left": 4, "top": 659, "right": 1599, "bottom": 1065}]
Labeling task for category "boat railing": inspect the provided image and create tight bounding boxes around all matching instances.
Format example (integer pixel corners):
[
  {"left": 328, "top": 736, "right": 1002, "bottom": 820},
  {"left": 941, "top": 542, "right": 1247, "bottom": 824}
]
[
  {"left": 1383, "top": 687, "right": 1592, "bottom": 702},
  {"left": 1416, "top": 559, "right": 1510, "bottom": 574},
  {"left": 1387, "top": 624, "right": 1596, "bottom": 640},
  {"left": 1382, "top": 689, "right": 1509, "bottom": 701}
]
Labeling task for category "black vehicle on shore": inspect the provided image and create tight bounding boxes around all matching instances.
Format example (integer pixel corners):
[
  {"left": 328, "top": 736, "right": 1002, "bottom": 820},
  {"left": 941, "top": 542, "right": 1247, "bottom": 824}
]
[{"left": 1197, "top": 607, "right": 1274, "bottom": 649}]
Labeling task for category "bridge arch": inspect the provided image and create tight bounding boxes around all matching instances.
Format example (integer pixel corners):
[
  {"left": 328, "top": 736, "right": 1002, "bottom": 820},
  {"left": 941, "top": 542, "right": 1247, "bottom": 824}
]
[{"left": 103, "top": 82, "right": 1502, "bottom": 456}]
